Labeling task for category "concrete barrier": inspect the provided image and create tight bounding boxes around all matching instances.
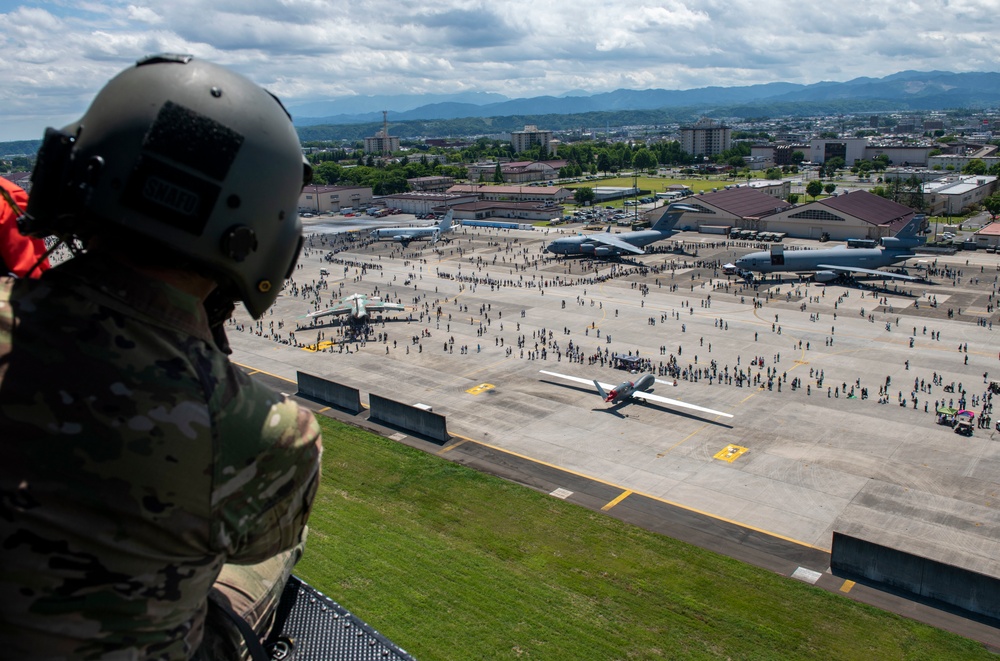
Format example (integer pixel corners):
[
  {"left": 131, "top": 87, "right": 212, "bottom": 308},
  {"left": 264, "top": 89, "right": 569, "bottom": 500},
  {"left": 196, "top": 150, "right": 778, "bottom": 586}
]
[
  {"left": 296, "top": 371, "right": 362, "bottom": 414},
  {"left": 369, "top": 393, "right": 448, "bottom": 444},
  {"left": 832, "top": 532, "right": 1000, "bottom": 622}
]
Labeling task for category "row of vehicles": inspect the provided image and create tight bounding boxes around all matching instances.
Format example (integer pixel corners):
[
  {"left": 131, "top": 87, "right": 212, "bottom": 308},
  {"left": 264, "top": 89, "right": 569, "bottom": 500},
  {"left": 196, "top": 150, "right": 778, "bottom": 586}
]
[{"left": 728, "top": 228, "right": 786, "bottom": 242}]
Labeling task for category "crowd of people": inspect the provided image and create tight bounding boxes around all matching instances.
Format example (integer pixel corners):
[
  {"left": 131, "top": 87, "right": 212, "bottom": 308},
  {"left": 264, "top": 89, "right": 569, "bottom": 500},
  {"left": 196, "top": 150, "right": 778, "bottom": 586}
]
[{"left": 223, "top": 223, "right": 1000, "bottom": 442}]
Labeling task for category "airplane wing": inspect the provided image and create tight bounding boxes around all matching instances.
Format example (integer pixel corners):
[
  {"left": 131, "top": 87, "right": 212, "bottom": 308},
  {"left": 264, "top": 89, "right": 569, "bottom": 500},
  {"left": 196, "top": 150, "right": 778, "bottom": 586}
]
[
  {"left": 628, "top": 390, "right": 734, "bottom": 418},
  {"left": 539, "top": 371, "right": 733, "bottom": 418},
  {"left": 307, "top": 304, "right": 352, "bottom": 319},
  {"left": 815, "top": 264, "right": 920, "bottom": 281},
  {"left": 583, "top": 233, "right": 645, "bottom": 255},
  {"left": 363, "top": 300, "right": 406, "bottom": 314},
  {"left": 539, "top": 370, "right": 618, "bottom": 393}
]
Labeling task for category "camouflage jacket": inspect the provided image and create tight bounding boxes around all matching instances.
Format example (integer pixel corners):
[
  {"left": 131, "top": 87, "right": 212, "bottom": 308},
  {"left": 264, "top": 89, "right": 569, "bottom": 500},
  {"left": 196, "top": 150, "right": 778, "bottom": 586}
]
[{"left": 0, "top": 253, "right": 321, "bottom": 659}]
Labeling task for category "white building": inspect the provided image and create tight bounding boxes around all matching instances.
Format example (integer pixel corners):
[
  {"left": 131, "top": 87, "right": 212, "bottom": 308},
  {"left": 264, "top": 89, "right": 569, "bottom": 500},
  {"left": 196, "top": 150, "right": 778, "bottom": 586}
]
[
  {"left": 510, "top": 125, "right": 556, "bottom": 156},
  {"left": 680, "top": 118, "right": 731, "bottom": 158},
  {"left": 808, "top": 138, "right": 868, "bottom": 166},
  {"left": 299, "top": 185, "right": 373, "bottom": 213},
  {"left": 364, "top": 130, "right": 400, "bottom": 155},
  {"left": 920, "top": 175, "right": 998, "bottom": 216}
]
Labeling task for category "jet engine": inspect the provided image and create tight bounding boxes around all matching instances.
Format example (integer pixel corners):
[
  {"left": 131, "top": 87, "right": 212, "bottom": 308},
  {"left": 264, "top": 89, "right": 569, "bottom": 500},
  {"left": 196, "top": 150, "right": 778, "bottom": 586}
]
[
  {"left": 594, "top": 246, "right": 616, "bottom": 257},
  {"left": 879, "top": 236, "right": 921, "bottom": 250},
  {"left": 813, "top": 271, "right": 840, "bottom": 283}
]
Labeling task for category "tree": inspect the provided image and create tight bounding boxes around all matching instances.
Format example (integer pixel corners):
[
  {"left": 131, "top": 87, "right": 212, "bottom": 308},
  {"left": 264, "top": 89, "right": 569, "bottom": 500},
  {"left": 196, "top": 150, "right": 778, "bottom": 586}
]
[
  {"left": 788, "top": 193, "right": 799, "bottom": 204},
  {"left": 493, "top": 162, "right": 504, "bottom": 184},
  {"left": 904, "top": 176, "right": 925, "bottom": 211},
  {"left": 573, "top": 187, "right": 595, "bottom": 206},
  {"left": 791, "top": 151, "right": 805, "bottom": 165},
  {"left": 632, "top": 148, "right": 656, "bottom": 171},
  {"left": 824, "top": 183, "right": 837, "bottom": 195},
  {"left": 806, "top": 180, "right": 823, "bottom": 200},
  {"left": 313, "top": 162, "right": 343, "bottom": 186},
  {"left": 597, "top": 152, "right": 612, "bottom": 175},
  {"left": 983, "top": 193, "right": 1000, "bottom": 221},
  {"left": 963, "top": 159, "right": 987, "bottom": 175},
  {"left": 823, "top": 157, "right": 845, "bottom": 179}
]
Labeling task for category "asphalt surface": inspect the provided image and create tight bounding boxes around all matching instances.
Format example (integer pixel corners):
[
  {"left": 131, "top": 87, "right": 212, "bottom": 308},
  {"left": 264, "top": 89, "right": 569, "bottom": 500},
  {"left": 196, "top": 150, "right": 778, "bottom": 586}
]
[{"left": 230, "top": 215, "right": 1000, "bottom": 651}]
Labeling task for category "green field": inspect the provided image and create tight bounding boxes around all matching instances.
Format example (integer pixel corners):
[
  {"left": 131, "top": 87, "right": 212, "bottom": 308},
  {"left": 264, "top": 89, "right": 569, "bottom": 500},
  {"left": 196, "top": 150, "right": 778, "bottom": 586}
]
[{"left": 295, "top": 416, "right": 994, "bottom": 660}]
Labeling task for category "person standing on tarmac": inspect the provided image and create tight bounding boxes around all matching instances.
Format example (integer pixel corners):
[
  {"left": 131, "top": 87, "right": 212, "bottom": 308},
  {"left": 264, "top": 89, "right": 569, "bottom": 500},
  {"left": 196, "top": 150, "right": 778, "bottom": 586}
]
[{"left": 0, "top": 55, "right": 322, "bottom": 660}]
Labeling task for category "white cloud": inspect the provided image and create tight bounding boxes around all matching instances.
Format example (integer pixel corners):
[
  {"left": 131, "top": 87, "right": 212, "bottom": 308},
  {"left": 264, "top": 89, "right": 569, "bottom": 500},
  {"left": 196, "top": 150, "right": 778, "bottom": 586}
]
[{"left": 2, "top": 0, "right": 1000, "bottom": 141}]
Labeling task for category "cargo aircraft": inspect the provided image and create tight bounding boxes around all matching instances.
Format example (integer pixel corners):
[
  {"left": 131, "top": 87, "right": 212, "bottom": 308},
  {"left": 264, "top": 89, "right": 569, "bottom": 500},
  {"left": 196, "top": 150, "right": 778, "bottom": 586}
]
[
  {"left": 307, "top": 293, "right": 406, "bottom": 324},
  {"left": 543, "top": 203, "right": 697, "bottom": 257},
  {"left": 734, "top": 214, "right": 927, "bottom": 283},
  {"left": 539, "top": 370, "right": 734, "bottom": 418},
  {"left": 370, "top": 210, "right": 453, "bottom": 247}
]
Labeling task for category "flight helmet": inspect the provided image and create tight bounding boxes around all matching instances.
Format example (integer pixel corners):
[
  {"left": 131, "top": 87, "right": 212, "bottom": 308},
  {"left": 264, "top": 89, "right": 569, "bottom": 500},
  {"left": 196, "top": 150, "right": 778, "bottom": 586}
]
[{"left": 24, "top": 54, "right": 312, "bottom": 318}]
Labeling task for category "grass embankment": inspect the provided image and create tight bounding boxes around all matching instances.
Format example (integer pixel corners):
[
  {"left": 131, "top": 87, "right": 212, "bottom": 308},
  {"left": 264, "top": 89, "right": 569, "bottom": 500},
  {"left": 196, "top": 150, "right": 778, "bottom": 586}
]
[{"left": 296, "top": 416, "right": 993, "bottom": 660}]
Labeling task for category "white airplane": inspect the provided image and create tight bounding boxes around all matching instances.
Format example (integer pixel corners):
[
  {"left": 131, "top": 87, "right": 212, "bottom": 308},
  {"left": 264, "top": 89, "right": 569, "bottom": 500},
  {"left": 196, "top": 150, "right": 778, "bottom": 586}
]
[
  {"left": 539, "top": 370, "right": 734, "bottom": 418},
  {"left": 370, "top": 210, "right": 454, "bottom": 247},
  {"left": 307, "top": 293, "right": 406, "bottom": 324}
]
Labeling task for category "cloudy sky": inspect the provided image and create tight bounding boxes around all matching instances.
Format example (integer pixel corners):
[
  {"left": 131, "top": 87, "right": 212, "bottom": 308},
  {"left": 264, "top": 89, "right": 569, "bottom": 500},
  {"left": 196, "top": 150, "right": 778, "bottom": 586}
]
[{"left": 2, "top": 0, "right": 1000, "bottom": 142}]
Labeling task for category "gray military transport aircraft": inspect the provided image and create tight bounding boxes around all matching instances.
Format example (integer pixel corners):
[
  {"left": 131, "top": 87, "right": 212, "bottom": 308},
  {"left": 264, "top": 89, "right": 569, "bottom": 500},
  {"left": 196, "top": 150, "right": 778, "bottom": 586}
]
[
  {"left": 734, "top": 213, "right": 927, "bottom": 283},
  {"left": 539, "top": 370, "right": 734, "bottom": 418},
  {"left": 370, "top": 210, "right": 454, "bottom": 247},
  {"left": 543, "top": 203, "right": 697, "bottom": 257},
  {"left": 307, "top": 293, "right": 406, "bottom": 324}
]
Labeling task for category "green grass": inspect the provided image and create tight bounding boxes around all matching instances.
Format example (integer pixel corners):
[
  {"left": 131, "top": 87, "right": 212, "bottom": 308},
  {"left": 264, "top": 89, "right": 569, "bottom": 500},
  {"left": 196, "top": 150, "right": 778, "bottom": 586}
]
[{"left": 296, "top": 417, "right": 995, "bottom": 660}]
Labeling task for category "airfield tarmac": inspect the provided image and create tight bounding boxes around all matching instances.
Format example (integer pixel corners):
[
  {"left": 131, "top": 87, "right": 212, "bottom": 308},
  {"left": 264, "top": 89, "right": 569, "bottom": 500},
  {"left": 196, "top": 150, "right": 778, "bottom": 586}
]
[{"left": 227, "top": 215, "right": 1000, "bottom": 643}]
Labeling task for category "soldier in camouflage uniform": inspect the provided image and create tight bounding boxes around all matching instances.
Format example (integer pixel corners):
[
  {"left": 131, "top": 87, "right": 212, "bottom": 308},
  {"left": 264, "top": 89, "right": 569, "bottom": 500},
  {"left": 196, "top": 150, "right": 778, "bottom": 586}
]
[{"left": 0, "top": 55, "right": 321, "bottom": 660}]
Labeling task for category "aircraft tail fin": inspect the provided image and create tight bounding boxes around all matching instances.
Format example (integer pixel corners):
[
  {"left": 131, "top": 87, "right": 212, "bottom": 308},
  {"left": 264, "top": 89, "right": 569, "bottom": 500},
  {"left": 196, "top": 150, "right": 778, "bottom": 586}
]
[
  {"left": 651, "top": 203, "right": 698, "bottom": 233},
  {"left": 593, "top": 380, "right": 608, "bottom": 399},
  {"left": 881, "top": 213, "right": 927, "bottom": 249},
  {"left": 438, "top": 210, "right": 453, "bottom": 232},
  {"left": 895, "top": 213, "right": 925, "bottom": 239}
]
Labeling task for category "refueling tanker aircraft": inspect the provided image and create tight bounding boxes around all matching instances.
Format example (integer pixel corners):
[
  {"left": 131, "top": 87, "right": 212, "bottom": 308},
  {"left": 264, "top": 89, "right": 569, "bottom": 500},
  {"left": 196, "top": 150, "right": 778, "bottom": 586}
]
[
  {"left": 370, "top": 210, "right": 453, "bottom": 247},
  {"left": 543, "top": 203, "right": 697, "bottom": 257},
  {"left": 539, "top": 370, "right": 734, "bottom": 418},
  {"left": 307, "top": 293, "right": 406, "bottom": 324},
  {"left": 734, "top": 213, "right": 927, "bottom": 283}
]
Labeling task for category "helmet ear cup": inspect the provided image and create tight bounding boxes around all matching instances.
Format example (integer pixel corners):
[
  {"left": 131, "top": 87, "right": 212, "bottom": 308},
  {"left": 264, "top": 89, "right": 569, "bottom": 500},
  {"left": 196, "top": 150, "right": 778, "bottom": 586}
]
[{"left": 24, "top": 55, "right": 306, "bottom": 319}]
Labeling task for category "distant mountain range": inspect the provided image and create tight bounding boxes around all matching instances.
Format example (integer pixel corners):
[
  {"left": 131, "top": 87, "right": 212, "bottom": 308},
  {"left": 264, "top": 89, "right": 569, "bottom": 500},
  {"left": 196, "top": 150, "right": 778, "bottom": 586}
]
[
  {"left": 5, "top": 70, "right": 1000, "bottom": 156},
  {"left": 288, "top": 70, "right": 1000, "bottom": 128}
]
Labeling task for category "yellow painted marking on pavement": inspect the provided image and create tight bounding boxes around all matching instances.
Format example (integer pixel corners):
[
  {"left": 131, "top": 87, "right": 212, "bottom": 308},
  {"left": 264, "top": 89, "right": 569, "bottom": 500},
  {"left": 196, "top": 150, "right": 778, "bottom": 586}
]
[
  {"left": 466, "top": 383, "right": 495, "bottom": 395},
  {"left": 739, "top": 393, "right": 756, "bottom": 404},
  {"left": 232, "top": 362, "right": 295, "bottom": 384},
  {"left": 438, "top": 439, "right": 469, "bottom": 455},
  {"left": 239, "top": 361, "right": 831, "bottom": 553},
  {"left": 317, "top": 407, "right": 331, "bottom": 413},
  {"left": 840, "top": 580, "right": 855, "bottom": 593},
  {"left": 714, "top": 444, "right": 749, "bottom": 463},
  {"left": 301, "top": 340, "right": 337, "bottom": 353},
  {"left": 602, "top": 490, "right": 633, "bottom": 511}
]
